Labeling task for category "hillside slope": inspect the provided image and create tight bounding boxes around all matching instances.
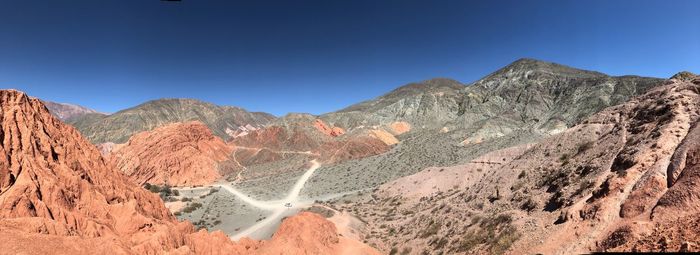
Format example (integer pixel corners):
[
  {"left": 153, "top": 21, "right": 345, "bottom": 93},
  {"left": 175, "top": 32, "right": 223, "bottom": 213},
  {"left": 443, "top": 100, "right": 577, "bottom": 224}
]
[
  {"left": 321, "top": 59, "right": 661, "bottom": 134},
  {"left": 302, "top": 59, "right": 663, "bottom": 197},
  {"left": 345, "top": 73, "right": 700, "bottom": 254}
]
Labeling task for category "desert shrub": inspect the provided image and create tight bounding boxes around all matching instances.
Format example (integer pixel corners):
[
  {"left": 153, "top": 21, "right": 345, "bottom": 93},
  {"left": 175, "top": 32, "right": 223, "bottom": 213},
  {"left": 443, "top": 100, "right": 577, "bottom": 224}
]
[
  {"left": 160, "top": 185, "right": 172, "bottom": 195},
  {"left": 420, "top": 221, "right": 441, "bottom": 238},
  {"left": 146, "top": 183, "right": 161, "bottom": 193},
  {"left": 517, "top": 170, "right": 527, "bottom": 179},
  {"left": 576, "top": 141, "right": 594, "bottom": 155},
  {"left": 303, "top": 206, "right": 335, "bottom": 218},
  {"left": 457, "top": 214, "right": 520, "bottom": 254},
  {"left": 181, "top": 202, "right": 203, "bottom": 213},
  {"left": 599, "top": 226, "right": 632, "bottom": 251},
  {"left": 574, "top": 179, "right": 595, "bottom": 196},
  {"left": 520, "top": 198, "right": 537, "bottom": 212},
  {"left": 490, "top": 225, "right": 521, "bottom": 254},
  {"left": 389, "top": 247, "right": 399, "bottom": 255},
  {"left": 543, "top": 191, "right": 565, "bottom": 212},
  {"left": 559, "top": 153, "right": 569, "bottom": 163}
]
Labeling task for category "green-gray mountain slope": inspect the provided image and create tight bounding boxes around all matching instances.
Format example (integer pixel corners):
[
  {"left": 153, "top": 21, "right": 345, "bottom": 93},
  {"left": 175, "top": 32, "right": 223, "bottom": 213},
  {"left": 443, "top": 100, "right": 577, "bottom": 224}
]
[{"left": 69, "top": 98, "right": 275, "bottom": 144}]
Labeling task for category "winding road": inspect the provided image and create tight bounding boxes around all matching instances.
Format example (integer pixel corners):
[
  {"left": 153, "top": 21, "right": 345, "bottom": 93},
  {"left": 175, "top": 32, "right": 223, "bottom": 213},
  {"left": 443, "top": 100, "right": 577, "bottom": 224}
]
[
  {"left": 178, "top": 160, "right": 322, "bottom": 240},
  {"left": 227, "top": 159, "right": 320, "bottom": 240}
]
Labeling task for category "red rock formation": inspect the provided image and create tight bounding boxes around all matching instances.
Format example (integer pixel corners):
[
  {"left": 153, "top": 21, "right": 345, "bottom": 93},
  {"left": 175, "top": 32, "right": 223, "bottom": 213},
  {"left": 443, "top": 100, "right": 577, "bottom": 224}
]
[
  {"left": 231, "top": 119, "right": 393, "bottom": 169},
  {"left": 313, "top": 119, "right": 345, "bottom": 137},
  {"left": 108, "top": 121, "right": 235, "bottom": 186},
  {"left": 319, "top": 136, "right": 391, "bottom": 163},
  {"left": 255, "top": 212, "right": 380, "bottom": 255},
  {"left": 388, "top": 121, "right": 411, "bottom": 135},
  {"left": 0, "top": 89, "right": 246, "bottom": 254}
]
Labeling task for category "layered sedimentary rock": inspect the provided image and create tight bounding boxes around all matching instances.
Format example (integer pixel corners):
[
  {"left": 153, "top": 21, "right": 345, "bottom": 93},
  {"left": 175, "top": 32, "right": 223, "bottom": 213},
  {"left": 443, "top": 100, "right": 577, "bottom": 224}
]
[
  {"left": 229, "top": 113, "right": 397, "bottom": 176},
  {"left": 0, "top": 89, "right": 243, "bottom": 254},
  {"left": 107, "top": 121, "right": 235, "bottom": 186}
]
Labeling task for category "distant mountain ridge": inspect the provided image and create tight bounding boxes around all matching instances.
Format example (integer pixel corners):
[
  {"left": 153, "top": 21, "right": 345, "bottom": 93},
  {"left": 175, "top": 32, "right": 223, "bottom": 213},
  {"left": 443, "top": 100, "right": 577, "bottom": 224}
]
[
  {"left": 69, "top": 98, "right": 276, "bottom": 144},
  {"left": 43, "top": 100, "right": 104, "bottom": 121},
  {"left": 320, "top": 58, "right": 662, "bottom": 133}
]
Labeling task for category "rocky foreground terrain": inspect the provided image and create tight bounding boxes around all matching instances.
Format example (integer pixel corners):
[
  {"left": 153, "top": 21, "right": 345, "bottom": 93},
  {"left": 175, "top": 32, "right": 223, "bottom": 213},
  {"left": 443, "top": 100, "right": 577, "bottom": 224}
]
[
  {"left": 343, "top": 72, "right": 700, "bottom": 254},
  {"left": 0, "top": 89, "right": 377, "bottom": 254}
]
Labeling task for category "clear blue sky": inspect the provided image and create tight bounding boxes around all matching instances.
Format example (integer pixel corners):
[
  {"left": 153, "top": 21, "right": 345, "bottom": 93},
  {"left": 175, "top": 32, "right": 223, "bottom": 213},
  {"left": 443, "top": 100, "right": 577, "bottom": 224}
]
[{"left": 1, "top": 0, "right": 698, "bottom": 116}]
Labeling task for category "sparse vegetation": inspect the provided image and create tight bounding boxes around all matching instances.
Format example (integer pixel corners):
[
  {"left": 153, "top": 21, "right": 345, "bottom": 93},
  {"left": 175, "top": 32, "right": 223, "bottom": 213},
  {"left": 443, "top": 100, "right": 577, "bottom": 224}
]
[
  {"left": 303, "top": 205, "right": 335, "bottom": 218},
  {"left": 559, "top": 153, "right": 570, "bottom": 165},
  {"left": 181, "top": 202, "right": 203, "bottom": 213},
  {"left": 144, "top": 183, "right": 178, "bottom": 200},
  {"left": 576, "top": 141, "right": 593, "bottom": 155},
  {"left": 420, "top": 220, "right": 441, "bottom": 238},
  {"left": 389, "top": 247, "right": 399, "bottom": 255},
  {"left": 517, "top": 170, "right": 527, "bottom": 179},
  {"left": 521, "top": 197, "right": 537, "bottom": 212},
  {"left": 456, "top": 214, "right": 520, "bottom": 254}
]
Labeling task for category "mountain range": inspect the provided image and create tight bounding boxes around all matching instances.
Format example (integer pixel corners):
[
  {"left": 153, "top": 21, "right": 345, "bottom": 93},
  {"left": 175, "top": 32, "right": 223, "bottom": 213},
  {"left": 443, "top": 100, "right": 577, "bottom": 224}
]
[
  {"left": 68, "top": 98, "right": 275, "bottom": 144},
  {"left": 6, "top": 58, "right": 699, "bottom": 254}
]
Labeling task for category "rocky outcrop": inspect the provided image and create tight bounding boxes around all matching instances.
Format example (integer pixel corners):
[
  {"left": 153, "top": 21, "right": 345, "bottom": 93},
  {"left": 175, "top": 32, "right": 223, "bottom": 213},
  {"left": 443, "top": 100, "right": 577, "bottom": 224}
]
[
  {"left": 313, "top": 119, "right": 345, "bottom": 137},
  {"left": 0, "top": 89, "right": 245, "bottom": 254},
  {"left": 255, "top": 212, "right": 380, "bottom": 255},
  {"left": 107, "top": 121, "right": 235, "bottom": 186},
  {"left": 69, "top": 98, "right": 275, "bottom": 144}
]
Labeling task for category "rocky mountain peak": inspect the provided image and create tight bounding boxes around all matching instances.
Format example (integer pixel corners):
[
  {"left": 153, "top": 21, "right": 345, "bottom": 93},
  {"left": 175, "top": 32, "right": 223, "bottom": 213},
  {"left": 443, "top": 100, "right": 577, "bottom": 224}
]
[
  {"left": 383, "top": 78, "right": 464, "bottom": 98},
  {"left": 474, "top": 58, "right": 606, "bottom": 89},
  {"left": 670, "top": 71, "right": 698, "bottom": 81}
]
